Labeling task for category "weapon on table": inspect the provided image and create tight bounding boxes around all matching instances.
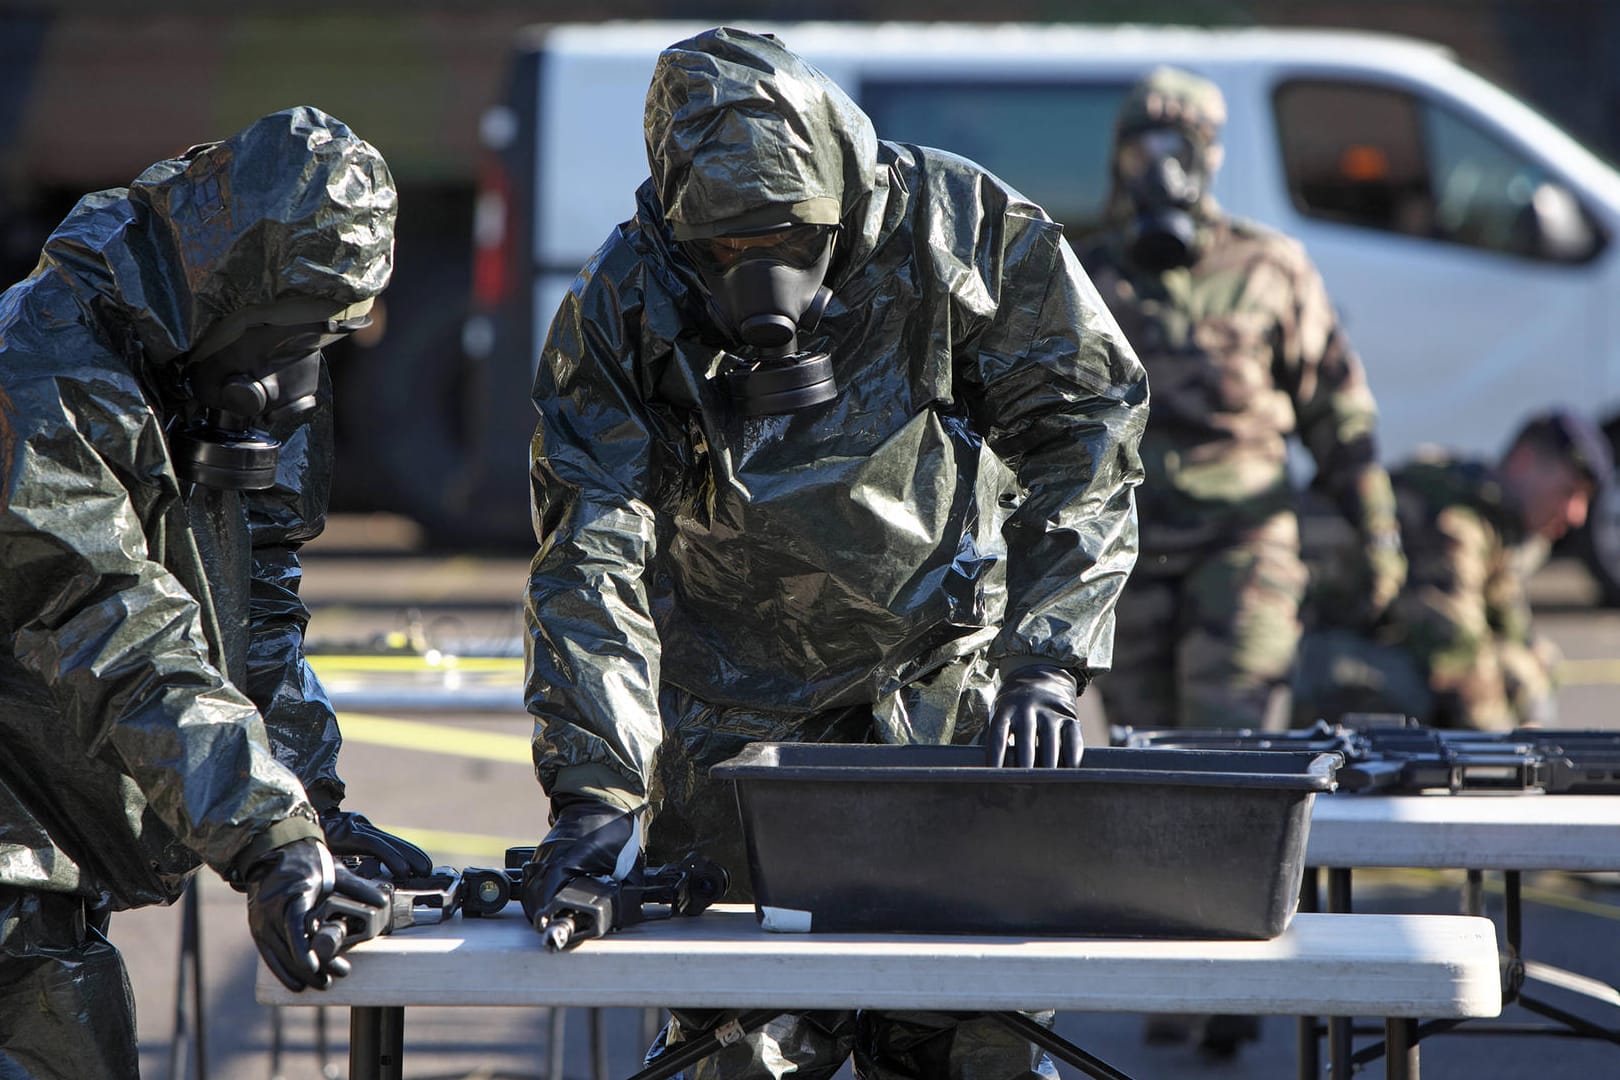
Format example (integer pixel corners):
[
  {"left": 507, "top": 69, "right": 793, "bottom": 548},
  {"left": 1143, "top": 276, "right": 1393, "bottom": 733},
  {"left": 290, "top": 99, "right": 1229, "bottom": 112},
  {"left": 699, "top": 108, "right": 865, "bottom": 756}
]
[
  {"left": 310, "top": 863, "right": 515, "bottom": 964},
  {"left": 1111, "top": 714, "right": 1620, "bottom": 795},
  {"left": 525, "top": 850, "right": 730, "bottom": 953},
  {"left": 310, "top": 848, "right": 729, "bottom": 962}
]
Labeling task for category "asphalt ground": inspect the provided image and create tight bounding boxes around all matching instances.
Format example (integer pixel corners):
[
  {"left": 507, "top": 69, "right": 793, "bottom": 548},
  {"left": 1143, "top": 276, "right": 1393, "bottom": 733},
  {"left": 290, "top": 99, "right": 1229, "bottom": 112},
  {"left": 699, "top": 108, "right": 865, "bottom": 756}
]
[{"left": 111, "top": 513, "right": 1620, "bottom": 1080}]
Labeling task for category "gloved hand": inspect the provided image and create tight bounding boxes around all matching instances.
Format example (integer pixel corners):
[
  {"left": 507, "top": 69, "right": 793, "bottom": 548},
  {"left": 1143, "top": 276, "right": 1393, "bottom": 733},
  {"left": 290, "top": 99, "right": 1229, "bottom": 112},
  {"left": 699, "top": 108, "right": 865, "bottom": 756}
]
[
  {"left": 985, "top": 663, "right": 1085, "bottom": 768},
  {"left": 1357, "top": 532, "right": 1407, "bottom": 630},
  {"left": 520, "top": 796, "right": 642, "bottom": 931},
  {"left": 319, "top": 807, "right": 434, "bottom": 880},
  {"left": 244, "top": 837, "right": 389, "bottom": 992}
]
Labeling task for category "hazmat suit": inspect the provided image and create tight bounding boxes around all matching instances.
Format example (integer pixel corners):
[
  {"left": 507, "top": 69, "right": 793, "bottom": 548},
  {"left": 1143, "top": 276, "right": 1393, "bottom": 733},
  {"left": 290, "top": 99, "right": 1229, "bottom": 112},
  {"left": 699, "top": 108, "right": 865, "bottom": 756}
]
[
  {"left": 0, "top": 107, "right": 402, "bottom": 1078},
  {"left": 522, "top": 28, "right": 1147, "bottom": 1079}
]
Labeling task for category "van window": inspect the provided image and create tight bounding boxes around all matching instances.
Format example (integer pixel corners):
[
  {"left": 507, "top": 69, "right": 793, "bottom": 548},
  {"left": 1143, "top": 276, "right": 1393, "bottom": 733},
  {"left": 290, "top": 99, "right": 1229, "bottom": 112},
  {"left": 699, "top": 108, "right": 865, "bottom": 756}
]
[
  {"left": 859, "top": 80, "right": 1130, "bottom": 235},
  {"left": 1274, "top": 80, "right": 1602, "bottom": 263}
]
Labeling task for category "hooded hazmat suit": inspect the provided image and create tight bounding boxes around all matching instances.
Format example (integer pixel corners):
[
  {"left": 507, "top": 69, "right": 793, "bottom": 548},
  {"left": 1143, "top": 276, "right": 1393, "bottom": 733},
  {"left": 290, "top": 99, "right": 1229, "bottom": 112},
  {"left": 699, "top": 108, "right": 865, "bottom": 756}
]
[
  {"left": 0, "top": 106, "right": 395, "bottom": 1078},
  {"left": 524, "top": 29, "right": 1147, "bottom": 1079}
]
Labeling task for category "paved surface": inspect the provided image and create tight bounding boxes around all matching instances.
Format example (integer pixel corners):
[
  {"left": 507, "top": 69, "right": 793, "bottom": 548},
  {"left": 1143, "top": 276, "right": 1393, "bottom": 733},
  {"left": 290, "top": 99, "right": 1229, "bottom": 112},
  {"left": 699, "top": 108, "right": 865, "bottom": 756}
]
[{"left": 111, "top": 514, "right": 1620, "bottom": 1080}]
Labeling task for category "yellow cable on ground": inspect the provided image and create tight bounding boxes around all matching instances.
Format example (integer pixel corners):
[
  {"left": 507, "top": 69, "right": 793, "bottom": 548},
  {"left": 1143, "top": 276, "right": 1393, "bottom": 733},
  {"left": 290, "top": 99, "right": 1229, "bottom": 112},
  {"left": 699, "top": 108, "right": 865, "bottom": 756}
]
[
  {"left": 1355, "top": 867, "right": 1620, "bottom": 922},
  {"left": 313, "top": 651, "right": 1620, "bottom": 683},
  {"left": 1557, "top": 657, "right": 1620, "bottom": 686},
  {"left": 312, "top": 654, "right": 524, "bottom": 675},
  {"left": 374, "top": 825, "right": 533, "bottom": 863},
  {"left": 336, "top": 711, "right": 532, "bottom": 764}
]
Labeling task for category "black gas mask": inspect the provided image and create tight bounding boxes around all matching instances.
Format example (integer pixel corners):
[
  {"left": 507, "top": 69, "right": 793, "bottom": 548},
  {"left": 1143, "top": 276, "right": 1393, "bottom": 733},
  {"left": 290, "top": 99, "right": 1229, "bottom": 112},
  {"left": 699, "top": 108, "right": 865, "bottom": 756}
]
[
  {"left": 683, "top": 223, "right": 837, "bottom": 416},
  {"left": 167, "top": 299, "right": 373, "bottom": 490},
  {"left": 1119, "top": 128, "right": 1210, "bottom": 272}
]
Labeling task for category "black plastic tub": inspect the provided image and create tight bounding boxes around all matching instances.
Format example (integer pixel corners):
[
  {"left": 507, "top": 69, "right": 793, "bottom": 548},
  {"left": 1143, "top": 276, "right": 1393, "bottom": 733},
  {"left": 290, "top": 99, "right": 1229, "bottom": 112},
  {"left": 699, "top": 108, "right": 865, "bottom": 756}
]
[{"left": 711, "top": 743, "right": 1339, "bottom": 939}]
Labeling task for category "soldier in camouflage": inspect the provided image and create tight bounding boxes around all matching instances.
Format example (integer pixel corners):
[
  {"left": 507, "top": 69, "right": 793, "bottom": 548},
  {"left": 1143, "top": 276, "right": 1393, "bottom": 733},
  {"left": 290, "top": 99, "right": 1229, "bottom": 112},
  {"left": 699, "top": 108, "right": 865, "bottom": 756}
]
[
  {"left": 1296, "top": 409, "right": 1611, "bottom": 729},
  {"left": 1076, "top": 66, "right": 1406, "bottom": 733}
]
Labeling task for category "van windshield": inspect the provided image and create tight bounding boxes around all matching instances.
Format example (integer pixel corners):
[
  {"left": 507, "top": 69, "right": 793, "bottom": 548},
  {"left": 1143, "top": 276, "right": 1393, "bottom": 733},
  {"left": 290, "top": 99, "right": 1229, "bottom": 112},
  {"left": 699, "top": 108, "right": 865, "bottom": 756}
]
[{"left": 859, "top": 79, "right": 1132, "bottom": 236}]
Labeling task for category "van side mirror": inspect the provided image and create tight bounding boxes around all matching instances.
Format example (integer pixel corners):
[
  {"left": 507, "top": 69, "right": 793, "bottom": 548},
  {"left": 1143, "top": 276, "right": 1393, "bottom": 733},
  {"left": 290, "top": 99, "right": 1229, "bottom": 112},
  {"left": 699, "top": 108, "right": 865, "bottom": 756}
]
[{"left": 1519, "top": 180, "right": 1600, "bottom": 261}]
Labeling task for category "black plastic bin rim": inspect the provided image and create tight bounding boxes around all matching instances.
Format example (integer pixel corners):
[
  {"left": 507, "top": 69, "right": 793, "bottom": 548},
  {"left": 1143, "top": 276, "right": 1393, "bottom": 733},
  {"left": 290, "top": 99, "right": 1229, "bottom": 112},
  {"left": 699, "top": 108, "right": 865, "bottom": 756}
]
[{"left": 710, "top": 743, "right": 1342, "bottom": 792}]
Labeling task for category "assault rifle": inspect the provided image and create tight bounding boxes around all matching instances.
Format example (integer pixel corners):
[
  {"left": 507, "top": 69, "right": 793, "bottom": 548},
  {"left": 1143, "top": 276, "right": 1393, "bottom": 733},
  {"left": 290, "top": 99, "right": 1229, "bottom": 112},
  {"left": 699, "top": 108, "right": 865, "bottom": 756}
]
[
  {"left": 1112, "top": 714, "right": 1620, "bottom": 795},
  {"left": 311, "top": 862, "right": 514, "bottom": 965},
  {"left": 527, "top": 850, "right": 729, "bottom": 953},
  {"left": 311, "top": 848, "right": 728, "bottom": 962}
]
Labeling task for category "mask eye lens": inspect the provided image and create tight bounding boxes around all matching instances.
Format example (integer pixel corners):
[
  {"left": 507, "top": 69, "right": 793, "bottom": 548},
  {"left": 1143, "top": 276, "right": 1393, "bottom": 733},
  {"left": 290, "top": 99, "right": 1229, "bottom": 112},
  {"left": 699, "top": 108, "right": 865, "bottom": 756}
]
[
  {"left": 687, "top": 225, "right": 836, "bottom": 274},
  {"left": 1119, "top": 130, "right": 1195, "bottom": 179}
]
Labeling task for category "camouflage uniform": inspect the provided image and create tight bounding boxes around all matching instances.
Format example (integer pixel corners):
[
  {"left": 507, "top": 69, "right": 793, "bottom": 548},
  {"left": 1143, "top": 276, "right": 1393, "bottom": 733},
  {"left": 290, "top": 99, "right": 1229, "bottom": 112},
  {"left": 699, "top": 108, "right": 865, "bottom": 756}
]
[
  {"left": 1297, "top": 454, "right": 1556, "bottom": 730},
  {"left": 1077, "top": 68, "right": 1403, "bottom": 731}
]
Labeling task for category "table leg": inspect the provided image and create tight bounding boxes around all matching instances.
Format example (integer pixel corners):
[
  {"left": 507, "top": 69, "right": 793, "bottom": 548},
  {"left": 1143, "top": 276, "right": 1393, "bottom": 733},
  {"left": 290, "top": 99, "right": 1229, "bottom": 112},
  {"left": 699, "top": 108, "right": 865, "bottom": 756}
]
[
  {"left": 1384, "top": 1018, "right": 1419, "bottom": 1080},
  {"left": 591, "top": 1007, "right": 609, "bottom": 1080},
  {"left": 1326, "top": 868, "right": 1354, "bottom": 1080},
  {"left": 626, "top": 1010, "right": 782, "bottom": 1080},
  {"left": 1462, "top": 869, "right": 1484, "bottom": 916},
  {"left": 1504, "top": 870, "right": 1521, "bottom": 952},
  {"left": 1297, "top": 867, "right": 1321, "bottom": 1080},
  {"left": 547, "top": 1007, "right": 566, "bottom": 1079},
  {"left": 350, "top": 1005, "right": 405, "bottom": 1080},
  {"left": 988, "top": 1012, "right": 1135, "bottom": 1080}
]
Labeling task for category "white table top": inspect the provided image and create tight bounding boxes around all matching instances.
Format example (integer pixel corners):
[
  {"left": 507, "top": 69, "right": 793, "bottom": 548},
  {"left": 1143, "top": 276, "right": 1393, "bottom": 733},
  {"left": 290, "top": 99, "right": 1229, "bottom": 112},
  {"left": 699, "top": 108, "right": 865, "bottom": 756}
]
[
  {"left": 1306, "top": 792, "right": 1620, "bottom": 871},
  {"left": 259, "top": 905, "right": 1501, "bottom": 1020}
]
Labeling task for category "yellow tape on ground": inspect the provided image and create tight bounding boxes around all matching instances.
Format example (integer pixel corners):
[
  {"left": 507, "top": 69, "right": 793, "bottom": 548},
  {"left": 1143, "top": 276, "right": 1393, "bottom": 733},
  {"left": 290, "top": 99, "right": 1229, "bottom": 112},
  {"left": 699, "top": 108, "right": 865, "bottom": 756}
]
[
  {"left": 336, "top": 712, "right": 532, "bottom": 764},
  {"left": 311, "top": 654, "right": 523, "bottom": 675},
  {"left": 1357, "top": 867, "right": 1620, "bottom": 922},
  {"left": 1497, "top": 876, "right": 1620, "bottom": 921},
  {"left": 1558, "top": 657, "right": 1620, "bottom": 686},
  {"left": 374, "top": 825, "right": 532, "bottom": 862},
  {"left": 316, "top": 652, "right": 1620, "bottom": 685}
]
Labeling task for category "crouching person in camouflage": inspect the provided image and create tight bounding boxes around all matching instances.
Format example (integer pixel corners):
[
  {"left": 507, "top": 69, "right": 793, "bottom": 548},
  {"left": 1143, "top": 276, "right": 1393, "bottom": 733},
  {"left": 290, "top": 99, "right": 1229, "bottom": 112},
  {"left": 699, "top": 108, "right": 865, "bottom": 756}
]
[
  {"left": 1075, "top": 66, "right": 1405, "bottom": 736},
  {"left": 1296, "top": 409, "right": 1611, "bottom": 730}
]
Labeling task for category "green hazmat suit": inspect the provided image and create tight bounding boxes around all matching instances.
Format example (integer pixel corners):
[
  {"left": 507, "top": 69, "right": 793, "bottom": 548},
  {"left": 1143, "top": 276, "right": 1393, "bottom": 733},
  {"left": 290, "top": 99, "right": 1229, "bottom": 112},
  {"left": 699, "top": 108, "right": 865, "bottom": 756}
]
[
  {"left": 525, "top": 28, "right": 1147, "bottom": 1080},
  {"left": 0, "top": 106, "right": 395, "bottom": 1079}
]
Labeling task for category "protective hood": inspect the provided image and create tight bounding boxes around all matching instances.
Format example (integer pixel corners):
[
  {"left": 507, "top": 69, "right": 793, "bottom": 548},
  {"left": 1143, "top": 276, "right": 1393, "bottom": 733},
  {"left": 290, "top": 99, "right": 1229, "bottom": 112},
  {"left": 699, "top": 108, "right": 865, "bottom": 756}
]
[
  {"left": 42, "top": 105, "right": 395, "bottom": 370},
  {"left": 0, "top": 106, "right": 391, "bottom": 910},
  {"left": 529, "top": 30, "right": 1148, "bottom": 813},
  {"left": 644, "top": 28, "right": 879, "bottom": 245},
  {"left": 1104, "top": 66, "right": 1226, "bottom": 234}
]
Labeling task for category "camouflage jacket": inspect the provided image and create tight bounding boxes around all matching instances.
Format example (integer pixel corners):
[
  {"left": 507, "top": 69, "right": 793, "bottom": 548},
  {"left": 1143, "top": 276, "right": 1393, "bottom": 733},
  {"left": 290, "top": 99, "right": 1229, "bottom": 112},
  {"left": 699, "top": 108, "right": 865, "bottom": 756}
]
[
  {"left": 1076, "top": 214, "right": 1397, "bottom": 556},
  {"left": 1386, "top": 455, "right": 1551, "bottom": 727}
]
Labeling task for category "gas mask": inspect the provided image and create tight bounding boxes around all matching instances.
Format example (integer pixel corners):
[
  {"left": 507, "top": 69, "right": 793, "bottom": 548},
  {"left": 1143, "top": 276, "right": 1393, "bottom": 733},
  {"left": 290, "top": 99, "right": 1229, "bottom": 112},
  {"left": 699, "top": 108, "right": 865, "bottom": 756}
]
[
  {"left": 683, "top": 223, "right": 837, "bottom": 416},
  {"left": 167, "top": 299, "right": 374, "bottom": 490},
  {"left": 1118, "top": 128, "right": 1210, "bottom": 272}
]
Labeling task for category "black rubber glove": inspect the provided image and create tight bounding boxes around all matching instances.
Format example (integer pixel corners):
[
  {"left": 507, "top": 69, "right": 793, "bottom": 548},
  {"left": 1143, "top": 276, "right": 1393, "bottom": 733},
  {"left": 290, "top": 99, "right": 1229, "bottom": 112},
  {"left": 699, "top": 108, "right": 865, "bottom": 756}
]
[
  {"left": 519, "top": 797, "right": 642, "bottom": 930},
  {"left": 985, "top": 663, "right": 1085, "bottom": 768},
  {"left": 245, "top": 837, "right": 389, "bottom": 992},
  {"left": 319, "top": 808, "right": 434, "bottom": 880}
]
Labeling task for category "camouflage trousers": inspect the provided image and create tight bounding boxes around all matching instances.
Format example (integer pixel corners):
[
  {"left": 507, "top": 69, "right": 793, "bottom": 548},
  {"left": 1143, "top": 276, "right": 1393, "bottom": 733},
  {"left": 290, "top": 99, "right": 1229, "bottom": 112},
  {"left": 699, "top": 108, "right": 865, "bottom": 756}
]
[
  {"left": 1099, "top": 518, "right": 1308, "bottom": 731},
  {"left": 642, "top": 654, "right": 1055, "bottom": 1080}
]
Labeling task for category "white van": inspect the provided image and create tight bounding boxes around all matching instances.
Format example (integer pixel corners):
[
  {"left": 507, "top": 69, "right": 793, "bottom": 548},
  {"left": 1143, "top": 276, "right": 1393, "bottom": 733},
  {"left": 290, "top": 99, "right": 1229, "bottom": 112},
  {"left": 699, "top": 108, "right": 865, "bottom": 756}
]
[{"left": 464, "top": 20, "right": 1620, "bottom": 597}]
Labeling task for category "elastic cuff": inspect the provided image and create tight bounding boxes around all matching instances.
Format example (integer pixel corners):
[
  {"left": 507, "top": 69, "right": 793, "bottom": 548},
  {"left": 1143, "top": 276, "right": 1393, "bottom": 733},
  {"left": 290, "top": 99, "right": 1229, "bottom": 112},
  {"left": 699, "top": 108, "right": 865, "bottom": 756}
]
[
  {"left": 227, "top": 815, "right": 323, "bottom": 888},
  {"left": 548, "top": 764, "right": 645, "bottom": 815},
  {"left": 996, "top": 655, "right": 1083, "bottom": 679},
  {"left": 307, "top": 782, "right": 344, "bottom": 814}
]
